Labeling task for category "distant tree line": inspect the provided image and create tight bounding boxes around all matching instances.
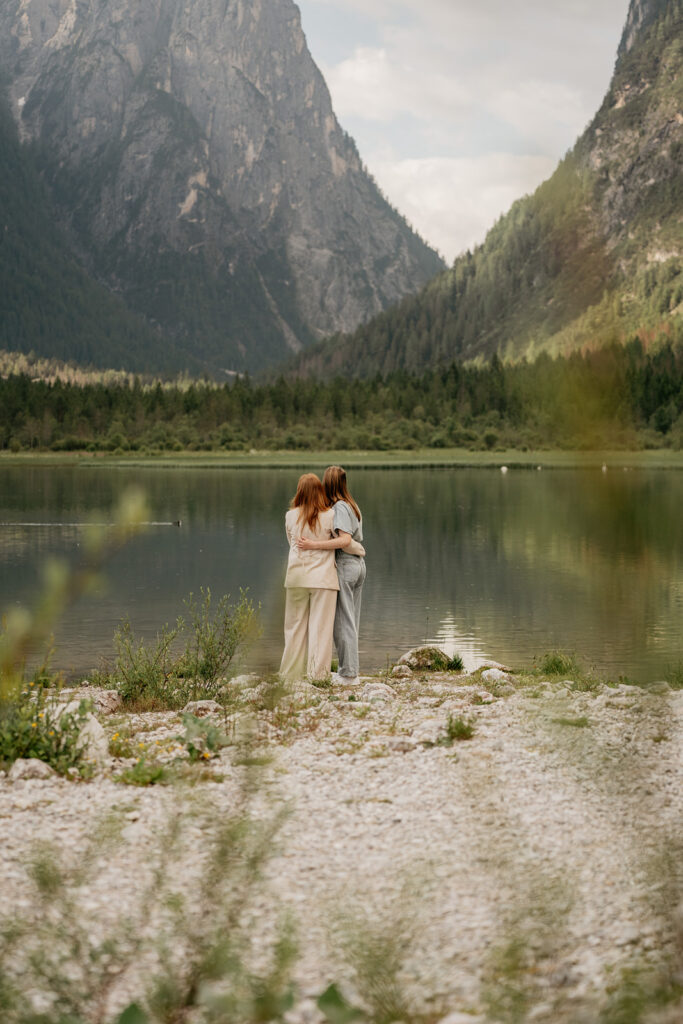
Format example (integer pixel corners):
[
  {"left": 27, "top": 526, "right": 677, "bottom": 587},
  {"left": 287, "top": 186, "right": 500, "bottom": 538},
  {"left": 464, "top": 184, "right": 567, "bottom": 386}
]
[{"left": 1, "top": 339, "right": 683, "bottom": 454}]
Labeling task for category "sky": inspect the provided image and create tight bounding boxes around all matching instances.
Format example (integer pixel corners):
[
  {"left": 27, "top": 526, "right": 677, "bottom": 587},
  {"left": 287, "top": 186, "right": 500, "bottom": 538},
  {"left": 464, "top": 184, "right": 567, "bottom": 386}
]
[{"left": 296, "top": 0, "right": 630, "bottom": 262}]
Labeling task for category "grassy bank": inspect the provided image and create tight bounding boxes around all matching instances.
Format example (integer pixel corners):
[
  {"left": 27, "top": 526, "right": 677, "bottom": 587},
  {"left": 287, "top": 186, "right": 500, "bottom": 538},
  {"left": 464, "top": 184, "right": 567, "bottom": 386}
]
[{"left": 4, "top": 447, "right": 683, "bottom": 470}]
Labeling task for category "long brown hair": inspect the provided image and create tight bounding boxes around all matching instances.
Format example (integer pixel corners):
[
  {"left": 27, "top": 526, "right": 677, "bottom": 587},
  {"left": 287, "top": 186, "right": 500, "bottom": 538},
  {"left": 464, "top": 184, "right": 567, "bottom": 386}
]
[
  {"left": 322, "top": 466, "right": 361, "bottom": 520},
  {"left": 291, "top": 473, "right": 328, "bottom": 530}
]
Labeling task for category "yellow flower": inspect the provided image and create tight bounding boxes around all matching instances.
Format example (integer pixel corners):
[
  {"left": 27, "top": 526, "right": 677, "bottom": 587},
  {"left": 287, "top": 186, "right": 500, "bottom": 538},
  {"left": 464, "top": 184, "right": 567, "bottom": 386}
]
[
  {"left": 38, "top": 712, "right": 45, "bottom": 718},
  {"left": 29, "top": 681, "right": 35, "bottom": 687},
  {"left": 202, "top": 752, "right": 210, "bottom": 759},
  {"left": 49, "top": 731, "right": 55, "bottom": 737},
  {"left": 138, "top": 741, "right": 145, "bottom": 748},
  {"left": 31, "top": 722, "right": 37, "bottom": 728},
  {"left": 112, "top": 732, "right": 119, "bottom": 740}
]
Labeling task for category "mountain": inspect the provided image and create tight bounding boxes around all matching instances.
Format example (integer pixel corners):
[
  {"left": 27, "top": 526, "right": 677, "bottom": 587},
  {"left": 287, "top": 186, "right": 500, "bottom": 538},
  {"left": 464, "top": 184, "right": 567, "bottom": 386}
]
[
  {"left": 0, "top": 100, "right": 203, "bottom": 374},
  {"left": 292, "top": 0, "right": 682, "bottom": 379},
  {"left": 0, "top": 0, "right": 443, "bottom": 374}
]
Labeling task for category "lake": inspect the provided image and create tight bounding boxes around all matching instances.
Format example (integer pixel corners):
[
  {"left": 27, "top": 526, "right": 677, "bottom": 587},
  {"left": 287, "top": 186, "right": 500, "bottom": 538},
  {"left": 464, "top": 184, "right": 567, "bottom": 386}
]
[{"left": 1, "top": 463, "right": 682, "bottom": 683}]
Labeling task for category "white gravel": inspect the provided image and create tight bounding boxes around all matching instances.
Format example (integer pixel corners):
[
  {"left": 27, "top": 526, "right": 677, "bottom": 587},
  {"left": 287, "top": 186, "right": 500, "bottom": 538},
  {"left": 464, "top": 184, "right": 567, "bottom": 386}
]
[{"left": 1, "top": 671, "right": 682, "bottom": 1022}]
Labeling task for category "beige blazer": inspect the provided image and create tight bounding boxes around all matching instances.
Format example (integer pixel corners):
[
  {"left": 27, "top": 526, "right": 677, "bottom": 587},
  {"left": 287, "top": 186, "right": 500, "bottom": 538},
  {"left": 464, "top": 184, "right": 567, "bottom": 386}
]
[{"left": 284, "top": 508, "right": 339, "bottom": 590}]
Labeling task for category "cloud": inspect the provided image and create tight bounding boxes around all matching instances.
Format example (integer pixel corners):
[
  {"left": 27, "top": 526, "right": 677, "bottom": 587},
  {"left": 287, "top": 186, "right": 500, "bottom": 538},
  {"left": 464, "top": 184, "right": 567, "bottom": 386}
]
[
  {"left": 298, "top": 0, "right": 628, "bottom": 253},
  {"left": 322, "top": 46, "right": 470, "bottom": 124},
  {"left": 368, "top": 152, "right": 556, "bottom": 261}
]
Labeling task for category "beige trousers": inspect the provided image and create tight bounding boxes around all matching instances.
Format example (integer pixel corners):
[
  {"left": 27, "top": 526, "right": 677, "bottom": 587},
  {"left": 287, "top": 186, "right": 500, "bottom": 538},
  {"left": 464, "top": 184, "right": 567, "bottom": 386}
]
[{"left": 280, "top": 587, "right": 337, "bottom": 681}]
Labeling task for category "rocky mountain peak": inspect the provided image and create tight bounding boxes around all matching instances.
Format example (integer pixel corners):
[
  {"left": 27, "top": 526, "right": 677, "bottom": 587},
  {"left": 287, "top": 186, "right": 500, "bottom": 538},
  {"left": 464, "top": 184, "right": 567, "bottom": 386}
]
[
  {"left": 0, "top": 0, "right": 443, "bottom": 373},
  {"left": 618, "top": 0, "right": 671, "bottom": 56}
]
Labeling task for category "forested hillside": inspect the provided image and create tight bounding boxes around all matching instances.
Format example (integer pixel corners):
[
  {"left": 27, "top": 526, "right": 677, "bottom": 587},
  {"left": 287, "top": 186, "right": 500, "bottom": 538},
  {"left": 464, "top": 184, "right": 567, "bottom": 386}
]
[
  {"left": 292, "top": 0, "right": 682, "bottom": 378},
  {"left": 2, "top": 335, "right": 683, "bottom": 453}
]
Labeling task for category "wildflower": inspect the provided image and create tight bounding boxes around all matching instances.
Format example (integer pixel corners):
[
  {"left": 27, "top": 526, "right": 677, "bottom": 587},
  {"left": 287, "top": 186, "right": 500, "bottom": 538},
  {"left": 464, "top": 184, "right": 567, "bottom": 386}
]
[
  {"left": 29, "top": 681, "right": 35, "bottom": 687},
  {"left": 112, "top": 732, "right": 119, "bottom": 740},
  {"left": 49, "top": 731, "right": 55, "bottom": 737},
  {"left": 138, "top": 741, "right": 145, "bottom": 748},
  {"left": 31, "top": 722, "right": 37, "bottom": 728},
  {"left": 38, "top": 712, "right": 45, "bottom": 718},
  {"left": 202, "top": 751, "right": 210, "bottom": 759}
]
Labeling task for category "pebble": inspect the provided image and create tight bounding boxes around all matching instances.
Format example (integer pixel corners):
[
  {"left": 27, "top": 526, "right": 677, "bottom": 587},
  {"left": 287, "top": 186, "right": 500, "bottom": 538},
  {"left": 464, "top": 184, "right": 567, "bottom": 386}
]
[
  {"left": 181, "top": 699, "right": 224, "bottom": 717},
  {"left": 8, "top": 758, "right": 58, "bottom": 781},
  {"left": 1, "top": 663, "right": 681, "bottom": 1022},
  {"left": 359, "top": 682, "right": 397, "bottom": 702}
]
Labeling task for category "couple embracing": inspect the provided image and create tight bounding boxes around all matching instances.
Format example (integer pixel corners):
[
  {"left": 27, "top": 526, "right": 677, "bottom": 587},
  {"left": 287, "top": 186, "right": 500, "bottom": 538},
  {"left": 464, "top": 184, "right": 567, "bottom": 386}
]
[{"left": 280, "top": 466, "right": 365, "bottom": 686}]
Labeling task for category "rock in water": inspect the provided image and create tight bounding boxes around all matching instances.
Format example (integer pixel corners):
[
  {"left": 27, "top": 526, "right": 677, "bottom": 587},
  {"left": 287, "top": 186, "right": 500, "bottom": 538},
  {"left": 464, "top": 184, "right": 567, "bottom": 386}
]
[
  {"left": 0, "top": 0, "right": 443, "bottom": 373},
  {"left": 398, "top": 646, "right": 452, "bottom": 671}
]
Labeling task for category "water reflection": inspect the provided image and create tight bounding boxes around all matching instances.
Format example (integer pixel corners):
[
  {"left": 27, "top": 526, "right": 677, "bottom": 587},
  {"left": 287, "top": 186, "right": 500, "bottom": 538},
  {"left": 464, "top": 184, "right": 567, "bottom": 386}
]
[{"left": 0, "top": 465, "right": 681, "bottom": 682}]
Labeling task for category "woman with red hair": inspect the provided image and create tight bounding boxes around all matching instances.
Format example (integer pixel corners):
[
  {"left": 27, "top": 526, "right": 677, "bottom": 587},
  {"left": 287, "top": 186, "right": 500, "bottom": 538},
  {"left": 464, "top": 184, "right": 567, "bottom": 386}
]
[{"left": 280, "top": 473, "right": 364, "bottom": 681}]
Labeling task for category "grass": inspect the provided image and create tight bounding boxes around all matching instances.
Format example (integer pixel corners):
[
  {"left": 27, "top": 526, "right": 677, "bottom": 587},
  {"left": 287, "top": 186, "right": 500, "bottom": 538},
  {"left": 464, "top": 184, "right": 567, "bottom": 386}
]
[
  {"left": 538, "top": 650, "right": 581, "bottom": 677},
  {"left": 551, "top": 715, "right": 591, "bottom": 728},
  {"left": 435, "top": 714, "right": 475, "bottom": 745},
  {"left": 665, "top": 661, "right": 683, "bottom": 690},
  {"left": 6, "top": 448, "right": 683, "bottom": 469}
]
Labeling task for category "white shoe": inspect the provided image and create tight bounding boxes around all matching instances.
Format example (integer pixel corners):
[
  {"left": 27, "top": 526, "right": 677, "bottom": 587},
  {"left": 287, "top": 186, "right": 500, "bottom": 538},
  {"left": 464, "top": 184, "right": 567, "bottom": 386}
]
[{"left": 332, "top": 672, "right": 361, "bottom": 686}]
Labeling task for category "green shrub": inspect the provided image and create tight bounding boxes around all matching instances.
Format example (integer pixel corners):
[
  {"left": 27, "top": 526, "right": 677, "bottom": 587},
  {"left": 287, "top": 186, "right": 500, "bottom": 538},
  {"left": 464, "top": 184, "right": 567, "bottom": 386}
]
[
  {"left": 177, "top": 712, "right": 233, "bottom": 761},
  {"left": 443, "top": 714, "right": 475, "bottom": 743},
  {"left": 665, "top": 661, "right": 683, "bottom": 690},
  {"left": 116, "top": 757, "right": 170, "bottom": 786},
  {"left": 108, "top": 726, "right": 135, "bottom": 758},
  {"left": 0, "top": 684, "right": 90, "bottom": 775},
  {"left": 180, "top": 588, "right": 261, "bottom": 694},
  {"left": 111, "top": 589, "right": 260, "bottom": 710},
  {"left": 112, "top": 616, "right": 183, "bottom": 708},
  {"left": 538, "top": 651, "right": 580, "bottom": 676}
]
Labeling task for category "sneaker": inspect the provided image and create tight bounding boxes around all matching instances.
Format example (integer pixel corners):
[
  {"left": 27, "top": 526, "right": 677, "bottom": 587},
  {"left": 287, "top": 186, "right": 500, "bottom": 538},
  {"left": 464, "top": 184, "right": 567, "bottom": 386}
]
[{"left": 332, "top": 671, "right": 361, "bottom": 686}]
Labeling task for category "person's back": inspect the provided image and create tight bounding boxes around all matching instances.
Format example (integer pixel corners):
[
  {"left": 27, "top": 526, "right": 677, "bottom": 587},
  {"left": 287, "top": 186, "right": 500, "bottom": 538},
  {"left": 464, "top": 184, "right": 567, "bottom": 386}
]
[
  {"left": 332, "top": 499, "right": 363, "bottom": 565},
  {"left": 284, "top": 507, "right": 338, "bottom": 589},
  {"left": 280, "top": 474, "right": 339, "bottom": 683}
]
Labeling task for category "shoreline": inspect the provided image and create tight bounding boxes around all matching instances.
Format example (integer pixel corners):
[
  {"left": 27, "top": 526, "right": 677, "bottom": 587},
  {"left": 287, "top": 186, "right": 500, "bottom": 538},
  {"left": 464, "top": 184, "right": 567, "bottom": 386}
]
[{"left": 3, "top": 447, "right": 683, "bottom": 470}]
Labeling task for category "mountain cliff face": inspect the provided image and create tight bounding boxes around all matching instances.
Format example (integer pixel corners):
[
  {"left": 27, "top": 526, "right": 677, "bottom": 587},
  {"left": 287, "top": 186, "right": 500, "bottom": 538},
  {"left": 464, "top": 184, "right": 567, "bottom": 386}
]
[
  {"left": 0, "top": 0, "right": 443, "bottom": 372},
  {"left": 292, "top": 0, "right": 682, "bottom": 378}
]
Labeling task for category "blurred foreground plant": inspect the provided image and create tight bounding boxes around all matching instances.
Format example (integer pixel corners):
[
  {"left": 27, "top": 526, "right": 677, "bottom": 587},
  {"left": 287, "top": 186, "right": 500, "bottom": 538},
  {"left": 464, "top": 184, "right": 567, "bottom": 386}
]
[
  {"left": 0, "top": 764, "right": 296, "bottom": 1024},
  {"left": 0, "top": 490, "right": 149, "bottom": 771},
  {"left": 0, "top": 488, "right": 149, "bottom": 701}
]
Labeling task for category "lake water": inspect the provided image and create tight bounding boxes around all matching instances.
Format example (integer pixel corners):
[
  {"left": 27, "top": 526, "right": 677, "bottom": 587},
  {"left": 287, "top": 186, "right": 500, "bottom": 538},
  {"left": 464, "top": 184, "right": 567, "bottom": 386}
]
[{"left": 1, "top": 464, "right": 682, "bottom": 683}]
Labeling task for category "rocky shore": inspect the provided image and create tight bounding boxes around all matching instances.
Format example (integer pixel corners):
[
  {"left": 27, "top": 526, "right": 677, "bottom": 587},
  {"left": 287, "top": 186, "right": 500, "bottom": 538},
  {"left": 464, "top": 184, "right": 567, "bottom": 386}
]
[{"left": 1, "top": 651, "right": 682, "bottom": 1023}]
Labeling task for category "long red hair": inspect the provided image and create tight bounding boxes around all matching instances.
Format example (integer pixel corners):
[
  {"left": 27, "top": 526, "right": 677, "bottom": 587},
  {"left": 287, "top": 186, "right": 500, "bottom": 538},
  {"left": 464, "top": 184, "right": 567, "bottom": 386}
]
[
  {"left": 291, "top": 473, "right": 328, "bottom": 530},
  {"left": 322, "top": 466, "right": 361, "bottom": 520}
]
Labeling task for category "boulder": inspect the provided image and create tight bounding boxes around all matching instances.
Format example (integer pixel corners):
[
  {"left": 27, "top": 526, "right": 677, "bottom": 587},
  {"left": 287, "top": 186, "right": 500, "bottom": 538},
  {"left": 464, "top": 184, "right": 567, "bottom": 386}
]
[
  {"left": 387, "top": 735, "right": 417, "bottom": 753},
  {"left": 391, "top": 664, "right": 413, "bottom": 679},
  {"left": 9, "top": 758, "right": 58, "bottom": 781},
  {"left": 412, "top": 719, "right": 444, "bottom": 745},
  {"left": 182, "top": 699, "right": 224, "bottom": 717},
  {"left": 398, "top": 646, "right": 452, "bottom": 671},
  {"left": 53, "top": 700, "right": 109, "bottom": 766},
  {"left": 230, "top": 674, "right": 261, "bottom": 689},
  {"left": 360, "top": 682, "right": 396, "bottom": 703},
  {"left": 481, "top": 668, "right": 512, "bottom": 685},
  {"left": 91, "top": 689, "right": 122, "bottom": 715},
  {"left": 437, "top": 1014, "right": 487, "bottom": 1024}
]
